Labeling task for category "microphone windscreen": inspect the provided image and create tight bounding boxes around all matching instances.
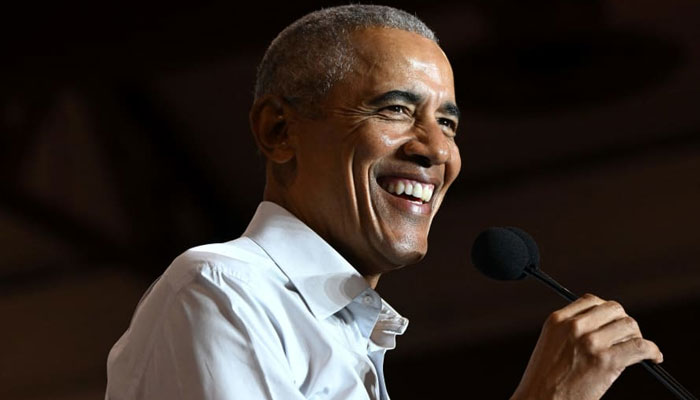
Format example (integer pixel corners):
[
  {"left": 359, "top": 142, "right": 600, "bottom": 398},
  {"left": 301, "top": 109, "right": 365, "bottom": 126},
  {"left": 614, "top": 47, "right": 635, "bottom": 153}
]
[
  {"left": 471, "top": 227, "right": 538, "bottom": 281},
  {"left": 504, "top": 226, "right": 540, "bottom": 270}
]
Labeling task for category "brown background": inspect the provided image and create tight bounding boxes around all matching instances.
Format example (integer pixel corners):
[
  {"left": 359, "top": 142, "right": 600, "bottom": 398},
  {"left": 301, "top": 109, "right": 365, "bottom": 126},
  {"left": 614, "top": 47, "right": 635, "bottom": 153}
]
[{"left": 1, "top": 1, "right": 699, "bottom": 399}]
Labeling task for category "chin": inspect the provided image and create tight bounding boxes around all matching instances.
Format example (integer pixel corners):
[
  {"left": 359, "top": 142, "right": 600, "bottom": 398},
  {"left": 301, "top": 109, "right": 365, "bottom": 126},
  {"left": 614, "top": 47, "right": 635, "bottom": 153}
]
[{"left": 379, "top": 238, "right": 428, "bottom": 269}]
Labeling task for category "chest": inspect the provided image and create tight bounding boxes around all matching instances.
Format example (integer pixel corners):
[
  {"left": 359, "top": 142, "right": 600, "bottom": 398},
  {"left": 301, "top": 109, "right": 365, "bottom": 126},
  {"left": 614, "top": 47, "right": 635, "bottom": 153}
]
[{"left": 276, "top": 306, "right": 386, "bottom": 400}]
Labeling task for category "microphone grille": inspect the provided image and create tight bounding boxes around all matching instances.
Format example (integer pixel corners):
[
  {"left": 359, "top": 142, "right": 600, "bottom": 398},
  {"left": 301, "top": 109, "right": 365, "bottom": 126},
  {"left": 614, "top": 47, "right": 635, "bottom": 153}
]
[{"left": 471, "top": 227, "right": 540, "bottom": 281}]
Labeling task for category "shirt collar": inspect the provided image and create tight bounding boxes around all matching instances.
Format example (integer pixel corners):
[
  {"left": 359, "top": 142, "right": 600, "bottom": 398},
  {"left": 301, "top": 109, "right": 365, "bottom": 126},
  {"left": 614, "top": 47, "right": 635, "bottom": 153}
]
[{"left": 243, "top": 201, "right": 370, "bottom": 320}]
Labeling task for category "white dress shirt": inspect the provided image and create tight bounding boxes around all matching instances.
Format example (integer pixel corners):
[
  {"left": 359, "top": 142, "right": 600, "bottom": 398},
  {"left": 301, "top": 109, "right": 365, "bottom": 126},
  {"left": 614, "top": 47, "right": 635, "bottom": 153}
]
[{"left": 105, "top": 201, "right": 408, "bottom": 400}]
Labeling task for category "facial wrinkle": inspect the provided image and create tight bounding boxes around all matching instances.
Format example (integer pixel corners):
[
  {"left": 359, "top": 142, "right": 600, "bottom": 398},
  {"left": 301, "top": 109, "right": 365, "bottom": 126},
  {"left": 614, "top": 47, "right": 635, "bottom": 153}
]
[{"left": 340, "top": 125, "right": 362, "bottom": 229}]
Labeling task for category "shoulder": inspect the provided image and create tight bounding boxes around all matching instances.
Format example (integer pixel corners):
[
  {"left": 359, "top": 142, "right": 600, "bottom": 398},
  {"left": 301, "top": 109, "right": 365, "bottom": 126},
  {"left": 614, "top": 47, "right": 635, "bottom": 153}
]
[
  {"left": 118, "top": 236, "right": 291, "bottom": 356},
  {"left": 162, "top": 236, "right": 283, "bottom": 293},
  {"left": 106, "top": 238, "right": 298, "bottom": 398}
]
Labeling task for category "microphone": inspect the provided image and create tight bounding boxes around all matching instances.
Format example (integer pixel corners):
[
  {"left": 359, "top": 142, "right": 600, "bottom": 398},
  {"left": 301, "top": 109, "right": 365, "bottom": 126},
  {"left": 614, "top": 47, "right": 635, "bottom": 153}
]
[{"left": 471, "top": 227, "right": 697, "bottom": 400}]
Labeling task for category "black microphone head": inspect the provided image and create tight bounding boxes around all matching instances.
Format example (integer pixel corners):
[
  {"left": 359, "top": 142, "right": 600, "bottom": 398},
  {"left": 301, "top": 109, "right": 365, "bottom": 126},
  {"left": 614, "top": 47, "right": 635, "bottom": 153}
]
[
  {"left": 504, "top": 226, "right": 540, "bottom": 271},
  {"left": 471, "top": 227, "right": 540, "bottom": 281}
]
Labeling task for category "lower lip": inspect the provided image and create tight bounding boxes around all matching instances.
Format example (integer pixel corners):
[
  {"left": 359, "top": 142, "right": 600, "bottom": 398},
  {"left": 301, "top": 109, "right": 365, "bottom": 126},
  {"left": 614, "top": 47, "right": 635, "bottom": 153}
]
[{"left": 381, "top": 189, "right": 432, "bottom": 215}]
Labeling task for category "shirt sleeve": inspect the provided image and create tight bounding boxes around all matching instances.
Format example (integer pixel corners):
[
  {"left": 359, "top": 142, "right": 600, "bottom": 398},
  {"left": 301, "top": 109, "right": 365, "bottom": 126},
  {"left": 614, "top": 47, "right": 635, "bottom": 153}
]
[{"left": 108, "top": 264, "right": 308, "bottom": 400}]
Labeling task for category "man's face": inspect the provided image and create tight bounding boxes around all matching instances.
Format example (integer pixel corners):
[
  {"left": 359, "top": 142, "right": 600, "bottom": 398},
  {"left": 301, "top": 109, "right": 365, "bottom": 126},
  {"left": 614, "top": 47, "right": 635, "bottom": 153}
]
[{"left": 285, "top": 27, "right": 461, "bottom": 280}]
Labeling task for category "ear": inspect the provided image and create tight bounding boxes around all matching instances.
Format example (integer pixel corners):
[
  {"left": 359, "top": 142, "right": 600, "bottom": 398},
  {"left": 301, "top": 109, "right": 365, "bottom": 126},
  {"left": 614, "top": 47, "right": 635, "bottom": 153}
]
[{"left": 249, "top": 95, "right": 296, "bottom": 164}]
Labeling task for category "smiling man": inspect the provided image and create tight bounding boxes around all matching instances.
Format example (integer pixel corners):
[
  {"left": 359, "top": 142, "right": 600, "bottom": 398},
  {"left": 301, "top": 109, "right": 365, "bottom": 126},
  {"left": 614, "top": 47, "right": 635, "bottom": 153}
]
[
  {"left": 253, "top": 25, "right": 461, "bottom": 289},
  {"left": 105, "top": 5, "right": 662, "bottom": 400}
]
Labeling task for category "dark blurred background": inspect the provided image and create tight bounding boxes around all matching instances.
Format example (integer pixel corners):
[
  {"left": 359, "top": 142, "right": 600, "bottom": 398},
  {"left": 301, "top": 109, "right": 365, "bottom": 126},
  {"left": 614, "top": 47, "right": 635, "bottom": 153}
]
[{"left": 1, "top": 1, "right": 699, "bottom": 399}]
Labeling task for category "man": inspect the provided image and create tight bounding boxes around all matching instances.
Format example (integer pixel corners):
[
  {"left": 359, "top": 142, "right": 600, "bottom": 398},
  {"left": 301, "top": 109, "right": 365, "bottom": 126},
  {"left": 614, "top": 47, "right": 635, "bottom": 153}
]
[{"left": 106, "top": 5, "right": 663, "bottom": 399}]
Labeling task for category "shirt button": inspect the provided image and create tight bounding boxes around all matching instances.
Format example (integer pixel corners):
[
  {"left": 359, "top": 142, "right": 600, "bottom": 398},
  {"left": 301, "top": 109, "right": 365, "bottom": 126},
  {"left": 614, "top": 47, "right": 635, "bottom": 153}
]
[{"left": 363, "top": 295, "right": 373, "bottom": 305}]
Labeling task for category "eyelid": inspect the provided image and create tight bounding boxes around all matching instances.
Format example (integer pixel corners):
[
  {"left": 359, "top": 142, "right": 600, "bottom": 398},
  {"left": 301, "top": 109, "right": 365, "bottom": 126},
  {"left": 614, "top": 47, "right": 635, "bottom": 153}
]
[{"left": 380, "top": 104, "right": 413, "bottom": 114}]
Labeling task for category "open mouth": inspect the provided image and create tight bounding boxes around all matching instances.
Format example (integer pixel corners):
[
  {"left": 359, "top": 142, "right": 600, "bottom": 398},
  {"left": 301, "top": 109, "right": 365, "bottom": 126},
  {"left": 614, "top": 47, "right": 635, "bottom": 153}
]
[{"left": 377, "top": 177, "right": 435, "bottom": 204}]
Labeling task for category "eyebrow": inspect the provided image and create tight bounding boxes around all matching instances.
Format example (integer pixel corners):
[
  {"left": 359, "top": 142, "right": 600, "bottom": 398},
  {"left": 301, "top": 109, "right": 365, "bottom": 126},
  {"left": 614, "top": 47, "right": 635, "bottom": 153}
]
[
  {"left": 441, "top": 102, "right": 461, "bottom": 120},
  {"left": 369, "top": 90, "right": 461, "bottom": 121},
  {"left": 369, "top": 90, "right": 423, "bottom": 106}
]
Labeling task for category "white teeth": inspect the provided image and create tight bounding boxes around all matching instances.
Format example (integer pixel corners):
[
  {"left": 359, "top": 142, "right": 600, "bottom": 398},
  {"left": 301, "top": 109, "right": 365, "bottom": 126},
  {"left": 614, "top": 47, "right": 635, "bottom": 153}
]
[
  {"left": 422, "top": 186, "right": 433, "bottom": 202},
  {"left": 404, "top": 182, "right": 413, "bottom": 196},
  {"left": 382, "top": 179, "right": 435, "bottom": 203},
  {"left": 395, "top": 181, "right": 405, "bottom": 195},
  {"left": 413, "top": 183, "right": 423, "bottom": 198}
]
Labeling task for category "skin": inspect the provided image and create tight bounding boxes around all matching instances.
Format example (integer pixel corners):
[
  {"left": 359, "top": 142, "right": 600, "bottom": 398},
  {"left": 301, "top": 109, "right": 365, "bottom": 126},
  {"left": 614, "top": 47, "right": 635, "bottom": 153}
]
[{"left": 250, "top": 26, "right": 663, "bottom": 400}]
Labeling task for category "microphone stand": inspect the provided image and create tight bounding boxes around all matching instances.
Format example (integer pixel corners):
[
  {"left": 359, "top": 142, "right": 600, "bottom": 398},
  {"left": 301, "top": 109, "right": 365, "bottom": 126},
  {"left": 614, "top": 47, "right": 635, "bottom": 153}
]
[{"left": 524, "top": 266, "right": 698, "bottom": 400}]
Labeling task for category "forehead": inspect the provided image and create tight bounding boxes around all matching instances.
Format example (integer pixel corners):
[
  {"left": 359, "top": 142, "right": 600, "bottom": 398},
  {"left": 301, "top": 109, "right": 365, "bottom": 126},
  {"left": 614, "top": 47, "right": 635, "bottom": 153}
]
[{"left": 344, "top": 27, "right": 455, "bottom": 96}]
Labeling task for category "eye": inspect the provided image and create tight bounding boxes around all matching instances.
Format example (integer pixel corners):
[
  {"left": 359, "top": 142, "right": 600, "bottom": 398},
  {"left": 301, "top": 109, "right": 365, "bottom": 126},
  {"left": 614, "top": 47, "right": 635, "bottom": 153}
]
[
  {"left": 381, "top": 105, "right": 411, "bottom": 115},
  {"left": 438, "top": 118, "right": 457, "bottom": 132}
]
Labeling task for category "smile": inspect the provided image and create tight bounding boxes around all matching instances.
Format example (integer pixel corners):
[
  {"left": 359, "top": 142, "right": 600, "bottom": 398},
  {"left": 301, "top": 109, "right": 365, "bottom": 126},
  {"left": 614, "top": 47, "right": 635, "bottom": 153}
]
[{"left": 378, "top": 177, "right": 435, "bottom": 203}]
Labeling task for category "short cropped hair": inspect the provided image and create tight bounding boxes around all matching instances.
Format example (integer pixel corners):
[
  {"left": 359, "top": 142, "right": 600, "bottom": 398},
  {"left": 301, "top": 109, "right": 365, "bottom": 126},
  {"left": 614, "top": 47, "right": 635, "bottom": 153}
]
[{"left": 254, "top": 4, "right": 437, "bottom": 115}]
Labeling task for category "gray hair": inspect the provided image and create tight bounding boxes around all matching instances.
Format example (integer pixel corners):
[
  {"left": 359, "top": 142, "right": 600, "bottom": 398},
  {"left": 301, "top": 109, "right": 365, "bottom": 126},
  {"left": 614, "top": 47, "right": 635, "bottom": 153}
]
[{"left": 254, "top": 4, "right": 438, "bottom": 115}]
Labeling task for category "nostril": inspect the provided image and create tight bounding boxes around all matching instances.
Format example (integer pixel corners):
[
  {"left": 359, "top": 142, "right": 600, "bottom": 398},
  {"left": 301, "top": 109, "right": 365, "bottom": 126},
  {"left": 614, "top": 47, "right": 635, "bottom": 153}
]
[
  {"left": 402, "top": 135, "right": 448, "bottom": 167},
  {"left": 411, "top": 154, "right": 432, "bottom": 168}
]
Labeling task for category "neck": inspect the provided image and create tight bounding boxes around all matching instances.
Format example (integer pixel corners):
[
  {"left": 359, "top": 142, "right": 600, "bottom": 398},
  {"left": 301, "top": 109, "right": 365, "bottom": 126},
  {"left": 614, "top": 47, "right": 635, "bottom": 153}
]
[
  {"left": 363, "top": 273, "right": 381, "bottom": 289},
  {"left": 264, "top": 183, "right": 385, "bottom": 291}
]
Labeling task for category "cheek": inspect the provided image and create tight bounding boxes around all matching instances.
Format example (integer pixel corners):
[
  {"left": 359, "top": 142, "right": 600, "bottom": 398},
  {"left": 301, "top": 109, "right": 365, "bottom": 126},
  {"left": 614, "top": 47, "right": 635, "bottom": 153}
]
[
  {"left": 353, "top": 124, "right": 406, "bottom": 161},
  {"left": 446, "top": 144, "right": 462, "bottom": 184}
]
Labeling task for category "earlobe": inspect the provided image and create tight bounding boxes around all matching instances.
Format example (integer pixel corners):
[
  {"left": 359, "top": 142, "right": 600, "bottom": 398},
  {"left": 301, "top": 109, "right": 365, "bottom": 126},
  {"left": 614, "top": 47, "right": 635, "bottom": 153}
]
[{"left": 249, "top": 95, "right": 295, "bottom": 164}]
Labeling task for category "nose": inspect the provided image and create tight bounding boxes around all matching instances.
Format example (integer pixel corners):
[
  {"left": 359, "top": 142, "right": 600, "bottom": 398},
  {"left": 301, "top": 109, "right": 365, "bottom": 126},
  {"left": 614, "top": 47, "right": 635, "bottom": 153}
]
[{"left": 401, "top": 122, "right": 451, "bottom": 167}]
